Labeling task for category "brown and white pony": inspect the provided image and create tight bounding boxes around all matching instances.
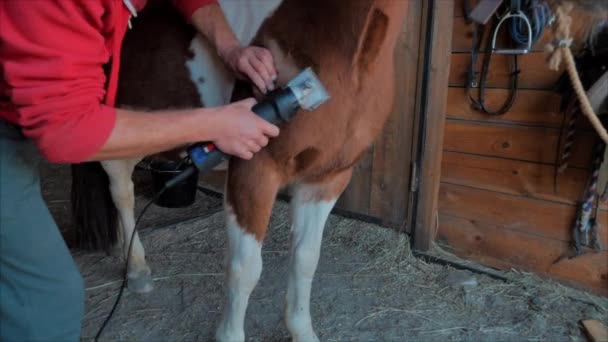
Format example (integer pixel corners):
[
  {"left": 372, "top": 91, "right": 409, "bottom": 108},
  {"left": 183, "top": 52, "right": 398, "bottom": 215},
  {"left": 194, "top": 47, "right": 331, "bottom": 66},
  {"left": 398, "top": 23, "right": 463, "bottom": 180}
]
[
  {"left": 71, "top": 0, "right": 408, "bottom": 340},
  {"left": 69, "top": 0, "right": 606, "bottom": 340}
]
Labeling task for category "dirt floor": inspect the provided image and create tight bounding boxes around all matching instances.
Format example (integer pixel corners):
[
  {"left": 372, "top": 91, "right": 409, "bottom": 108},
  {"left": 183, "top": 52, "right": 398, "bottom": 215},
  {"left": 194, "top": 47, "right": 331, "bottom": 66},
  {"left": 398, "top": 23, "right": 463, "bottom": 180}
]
[{"left": 41, "top": 162, "right": 608, "bottom": 342}]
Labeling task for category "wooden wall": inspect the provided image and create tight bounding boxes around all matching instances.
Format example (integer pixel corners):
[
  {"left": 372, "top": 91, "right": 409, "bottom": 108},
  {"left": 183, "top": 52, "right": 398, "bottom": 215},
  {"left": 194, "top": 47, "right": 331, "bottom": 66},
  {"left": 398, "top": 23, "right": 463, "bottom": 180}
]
[{"left": 437, "top": 0, "right": 608, "bottom": 295}]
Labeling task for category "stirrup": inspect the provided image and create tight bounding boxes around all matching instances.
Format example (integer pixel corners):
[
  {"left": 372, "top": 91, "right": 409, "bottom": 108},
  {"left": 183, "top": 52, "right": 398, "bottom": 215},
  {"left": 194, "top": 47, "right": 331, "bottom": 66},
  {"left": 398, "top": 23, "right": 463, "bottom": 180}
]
[{"left": 491, "top": 10, "right": 533, "bottom": 54}]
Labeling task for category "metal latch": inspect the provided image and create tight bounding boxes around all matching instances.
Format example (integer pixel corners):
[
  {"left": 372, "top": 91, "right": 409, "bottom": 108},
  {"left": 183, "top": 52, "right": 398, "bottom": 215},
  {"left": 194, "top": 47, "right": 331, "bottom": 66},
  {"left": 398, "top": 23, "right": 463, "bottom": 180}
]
[{"left": 410, "top": 161, "right": 418, "bottom": 193}]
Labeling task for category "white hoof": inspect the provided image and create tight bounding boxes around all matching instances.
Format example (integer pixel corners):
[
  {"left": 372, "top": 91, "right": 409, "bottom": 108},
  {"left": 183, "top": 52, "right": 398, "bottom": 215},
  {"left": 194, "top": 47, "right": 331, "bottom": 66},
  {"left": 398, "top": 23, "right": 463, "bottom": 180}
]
[
  {"left": 287, "top": 317, "right": 319, "bottom": 342},
  {"left": 292, "top": 332, "right": 320, "bottom": 342},
  {"left": 127, "top": 268, "right": 154, "bottom": 293}
]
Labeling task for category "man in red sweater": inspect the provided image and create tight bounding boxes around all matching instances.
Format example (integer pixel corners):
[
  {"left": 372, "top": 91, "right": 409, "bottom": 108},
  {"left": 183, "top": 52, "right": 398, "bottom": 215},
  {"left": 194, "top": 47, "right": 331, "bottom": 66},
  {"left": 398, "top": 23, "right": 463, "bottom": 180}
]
[{"left": 0, "top": 0, "right": 279, "bottom": 340}]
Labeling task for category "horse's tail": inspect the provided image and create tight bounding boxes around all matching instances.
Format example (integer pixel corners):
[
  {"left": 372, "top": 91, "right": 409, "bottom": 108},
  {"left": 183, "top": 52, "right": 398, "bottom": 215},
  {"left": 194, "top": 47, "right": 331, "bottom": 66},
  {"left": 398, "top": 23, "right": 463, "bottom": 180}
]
[{"left": 71, "top": 162, "right": 118, "bottom": 254}]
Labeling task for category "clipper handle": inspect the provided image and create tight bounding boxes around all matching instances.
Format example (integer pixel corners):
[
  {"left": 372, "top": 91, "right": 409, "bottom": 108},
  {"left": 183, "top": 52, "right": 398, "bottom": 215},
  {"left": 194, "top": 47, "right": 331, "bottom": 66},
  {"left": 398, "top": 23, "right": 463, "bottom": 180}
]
[
  {"left": 187, "top": 88, "right": 299, "bottom": 173},
  {"left": 187, "top": 142, "right": 226, "bottom": 173}
]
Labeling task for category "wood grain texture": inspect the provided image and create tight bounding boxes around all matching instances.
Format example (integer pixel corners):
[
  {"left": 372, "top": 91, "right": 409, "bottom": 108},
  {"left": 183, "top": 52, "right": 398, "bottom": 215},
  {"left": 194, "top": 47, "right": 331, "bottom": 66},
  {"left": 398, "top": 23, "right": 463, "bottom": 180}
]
[
  {"left": 438, "top": 182, "right": 608, "bottom": 244},
  {"left": 413, "top": 0, "right": 454, "bottom": 250},
  {"left": 441, "top": 151, "right": 594, "bottom": 204},
  {"left": 438, "top": 213, "right": 568, "bottom": 270},
  {"left": 549, "top": 254, "right": 608, "bottom": 299},
  {"left": 446, "top": 87, "right": 563, "bottom": 127},
  {"left": 581, "top": 320, "right": 608, "bottom": 342},
  {"left": 442, "top": 0, "right": 608, "bottom": 295},
  {"left": 443, "top": 120, "right": 598, "bottom": 168},
  {"left": 438, "top": 214, "right": 608, "bottom": 296},
  {"left": 449, "top": 52, "right": 564, "bottom": 89},
  {"left": 368, "top": 0, "right": 422, "bottom": 229},
  {"left": 441, "top": 151, "right": 608, "bottom": 210}
]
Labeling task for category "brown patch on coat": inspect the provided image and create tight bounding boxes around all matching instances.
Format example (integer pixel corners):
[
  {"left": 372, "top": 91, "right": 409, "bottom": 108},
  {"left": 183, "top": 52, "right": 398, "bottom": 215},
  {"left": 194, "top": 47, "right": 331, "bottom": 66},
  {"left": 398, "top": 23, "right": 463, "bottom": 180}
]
[
  {"left": 226, "top": 0, "right": 410, "bottom": 241},
  {"left": 226, "top": 153, "right": 284, "bottom": 241}
]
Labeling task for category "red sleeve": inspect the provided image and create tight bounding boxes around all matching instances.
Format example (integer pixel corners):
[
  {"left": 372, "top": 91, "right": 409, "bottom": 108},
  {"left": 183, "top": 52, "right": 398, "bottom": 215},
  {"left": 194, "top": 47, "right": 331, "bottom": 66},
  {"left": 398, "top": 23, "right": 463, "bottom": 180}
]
[
  {"left": 0, "top": 0, "right": 116, "bottom": 163},
  {"left": 171, "top": 0, "right": 219, "bottom": 22}
]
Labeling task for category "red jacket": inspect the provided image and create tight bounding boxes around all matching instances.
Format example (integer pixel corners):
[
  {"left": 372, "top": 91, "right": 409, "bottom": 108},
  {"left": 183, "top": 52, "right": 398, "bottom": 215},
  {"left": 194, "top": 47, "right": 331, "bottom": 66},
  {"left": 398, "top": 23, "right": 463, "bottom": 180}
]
[{"left": 0, "top": 0, "right": 216, "bottom": 163}]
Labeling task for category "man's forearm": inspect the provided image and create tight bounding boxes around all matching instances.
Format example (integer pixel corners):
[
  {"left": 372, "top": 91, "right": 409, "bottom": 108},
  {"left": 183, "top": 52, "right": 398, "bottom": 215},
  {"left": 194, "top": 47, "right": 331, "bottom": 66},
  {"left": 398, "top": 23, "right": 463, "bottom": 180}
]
[
  {"left": 87, "top": 108, "right": 217, "bottom": 161},
  {"left": 190, "top": 4, "right": 240, "bottom": 62},
  {"left": 89, "top": 5, "right": 239, "bottom": 161}
]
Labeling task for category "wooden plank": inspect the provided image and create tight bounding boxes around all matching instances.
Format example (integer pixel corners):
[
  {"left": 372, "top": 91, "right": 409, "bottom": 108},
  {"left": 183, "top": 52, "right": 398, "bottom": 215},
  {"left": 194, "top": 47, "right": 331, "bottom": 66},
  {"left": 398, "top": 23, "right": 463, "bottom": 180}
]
[
  {"left": 549, "top": 254, "right": 608, "bottom": 300},
  {"left": 451, "top": 15, "right": 480, "bottom": 52},
  {"left": 452, "top": 16, "right": 552, "bottom": 53},
  {"left": 368, "top": 0, "right": 421, "bottom": 229},
  {"left": 438, "top": 182, "right": 608, "bottom": 244},
  {"left": 441, "top": 151, "right": 591, "bottom": 203},
  {"left": 437, "top": 214, "right": 608, "bottom": 296},
  {"left": 446, "top": 87, "right": 563, "bottom": 127},
  {"left": 441, "top": 152, "right": 608, "bottom": 210},
  {"left": 581, "top": 320, "right": 608, "bottom": 342},
  {"left": 449, "top": 52, "right": 564, "bottom": 89},
  {"left": 438, "top": 213, "right": 568, "bottom": 271},
  {"left": 443, "top": 120, "right": 597, "bottom": 168},
  {"left": 413, "top": 0, "right": 454, "bottom": 249}
]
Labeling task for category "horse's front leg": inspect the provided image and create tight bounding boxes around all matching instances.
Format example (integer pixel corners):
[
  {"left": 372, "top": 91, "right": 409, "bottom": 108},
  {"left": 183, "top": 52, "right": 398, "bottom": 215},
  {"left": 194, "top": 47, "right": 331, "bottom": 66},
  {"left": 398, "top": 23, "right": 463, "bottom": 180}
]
[
  {"left": 101, "top": 159, "right": 153, "bottom": 293},
  {"left": 216, "top": 154, "right": 282, "bottom": 342},
  {"left": 285, "top": 170, "right": 352, "bottom": 342}
]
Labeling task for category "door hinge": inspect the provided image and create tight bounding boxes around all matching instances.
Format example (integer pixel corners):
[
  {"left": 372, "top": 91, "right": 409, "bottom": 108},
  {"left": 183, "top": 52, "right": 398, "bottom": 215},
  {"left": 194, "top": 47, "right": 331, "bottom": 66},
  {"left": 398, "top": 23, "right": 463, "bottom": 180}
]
[{"left": 410, "top": 161, "right": 419, "bottom": 193}]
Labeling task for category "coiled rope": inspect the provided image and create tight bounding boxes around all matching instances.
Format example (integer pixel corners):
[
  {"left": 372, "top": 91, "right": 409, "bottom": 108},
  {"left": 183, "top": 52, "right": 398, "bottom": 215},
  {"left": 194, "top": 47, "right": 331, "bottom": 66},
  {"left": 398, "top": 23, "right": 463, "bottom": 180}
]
[{"left": 509, "top": 0, "right": 552, "bottom": 46}]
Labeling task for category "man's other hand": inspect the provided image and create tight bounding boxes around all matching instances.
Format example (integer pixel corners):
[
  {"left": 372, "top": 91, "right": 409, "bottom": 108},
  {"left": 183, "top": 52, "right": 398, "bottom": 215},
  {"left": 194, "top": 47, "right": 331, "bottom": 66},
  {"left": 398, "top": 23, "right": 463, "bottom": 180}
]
[{"left": 224, "top": 46, "right": 277, "bottom": 95}]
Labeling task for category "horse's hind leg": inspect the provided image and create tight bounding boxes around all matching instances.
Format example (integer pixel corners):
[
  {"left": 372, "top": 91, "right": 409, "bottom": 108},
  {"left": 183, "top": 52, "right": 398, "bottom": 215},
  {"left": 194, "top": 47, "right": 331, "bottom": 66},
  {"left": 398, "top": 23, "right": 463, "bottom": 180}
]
[
  {"left": 285, "top": 170, "right": 352, "bottom": 342},
  {"left": 101, "top": 159, "right": 153, "bottom": 293},
  {"left": 216, "top": 155, "right": 282, "bottom": 342}
]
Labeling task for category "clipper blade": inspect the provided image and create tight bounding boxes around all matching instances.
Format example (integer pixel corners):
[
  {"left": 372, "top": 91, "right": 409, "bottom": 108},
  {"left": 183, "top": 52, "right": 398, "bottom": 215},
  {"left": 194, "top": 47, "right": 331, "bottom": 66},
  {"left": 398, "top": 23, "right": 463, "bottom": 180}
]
[{"left": 287, "top": 67, "right": 330, "bottom": 111}]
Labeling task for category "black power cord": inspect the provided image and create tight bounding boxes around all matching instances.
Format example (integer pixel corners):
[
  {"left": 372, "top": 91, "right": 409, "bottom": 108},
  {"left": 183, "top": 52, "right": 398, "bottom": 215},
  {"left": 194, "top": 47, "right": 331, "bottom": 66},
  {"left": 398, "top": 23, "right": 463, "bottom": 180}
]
[
  {"left": 94, "top": 186, "right": 167, "bottom": 342},
  {"left": 94, "top": 161, "right": 202, "bottom": 341},
  {"left": 465, "top": 8, "right": 520, "bottom": 116}
]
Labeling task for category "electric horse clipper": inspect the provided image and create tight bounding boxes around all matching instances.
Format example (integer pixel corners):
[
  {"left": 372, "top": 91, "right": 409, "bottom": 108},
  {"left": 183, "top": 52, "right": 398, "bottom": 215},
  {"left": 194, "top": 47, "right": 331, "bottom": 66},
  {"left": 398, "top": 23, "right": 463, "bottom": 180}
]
[
  {"left": 189, "top": 67, "right": 329, "bottom": 170},
  {"left": 167, "top": 67, "right": 330, "bottom": 188}
]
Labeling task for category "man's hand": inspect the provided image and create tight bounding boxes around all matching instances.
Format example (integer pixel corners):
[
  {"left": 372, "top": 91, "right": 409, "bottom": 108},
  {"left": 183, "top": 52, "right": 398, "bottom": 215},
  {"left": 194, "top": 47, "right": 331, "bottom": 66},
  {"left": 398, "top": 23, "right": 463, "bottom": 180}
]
[
  {"left": 210, "top": 98, "right": 280, "bottom": 160},
  {"left": 190, "top": 4, "right": 278, "bottom": 94},
  {"left": 88, "top": 99, "right": 279, "bottom": 162},
  {"left": 222, "top": 45, "right": 277, "bottom": 95}
]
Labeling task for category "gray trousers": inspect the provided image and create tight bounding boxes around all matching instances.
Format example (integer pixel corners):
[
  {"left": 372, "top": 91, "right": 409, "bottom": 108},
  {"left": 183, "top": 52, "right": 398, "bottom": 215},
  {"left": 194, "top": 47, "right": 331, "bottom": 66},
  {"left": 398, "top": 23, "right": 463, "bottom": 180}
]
[{"left": 0, "top": 121, "right": 84, "bottom": 341}]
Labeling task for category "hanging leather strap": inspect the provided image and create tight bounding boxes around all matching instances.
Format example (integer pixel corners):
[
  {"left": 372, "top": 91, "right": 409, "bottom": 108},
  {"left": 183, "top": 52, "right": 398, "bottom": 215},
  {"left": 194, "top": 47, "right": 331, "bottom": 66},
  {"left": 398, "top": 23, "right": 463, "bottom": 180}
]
[{"left": 464, "top": 0, "right": 519, "bottom": 116}]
